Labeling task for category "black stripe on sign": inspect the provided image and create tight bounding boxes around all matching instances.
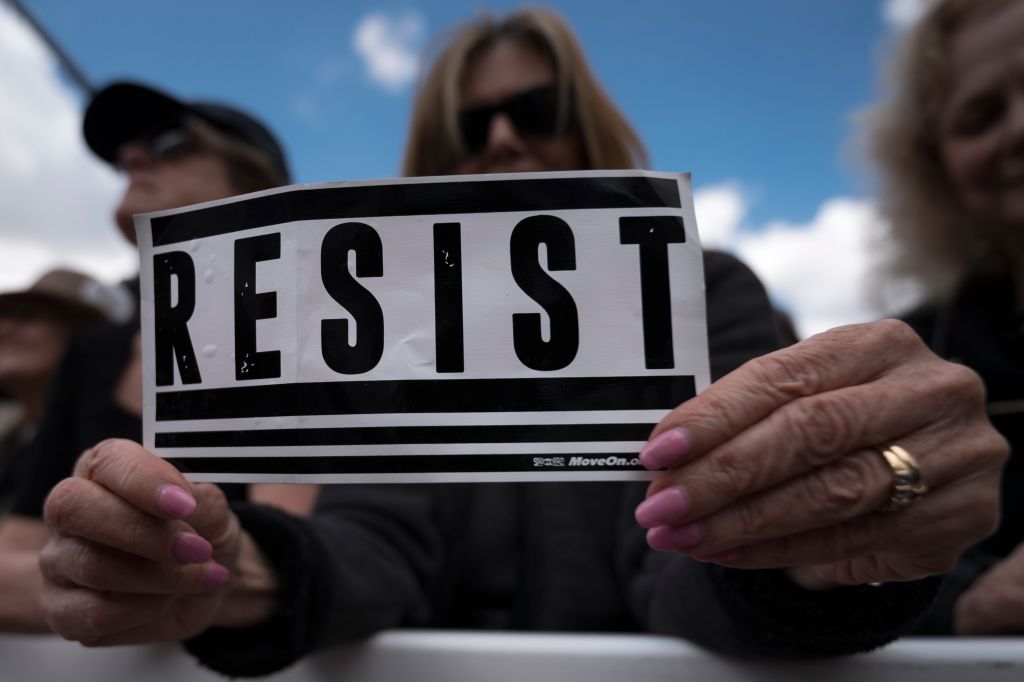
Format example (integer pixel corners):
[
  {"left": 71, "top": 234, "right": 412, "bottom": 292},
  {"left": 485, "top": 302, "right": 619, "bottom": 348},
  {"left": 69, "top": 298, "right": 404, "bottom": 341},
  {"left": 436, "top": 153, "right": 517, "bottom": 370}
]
[
  {"left": 155, "top": 422, "right": 655, "bottom": 448},
  {"left": 165, "top": 453, "right": 644, "bottom": 474},
  {"left": 151, "top": 176, "right": 682, "bottom": 246},
  {"left": 155, "top": 375, "right": 695, "bottom": 421}
]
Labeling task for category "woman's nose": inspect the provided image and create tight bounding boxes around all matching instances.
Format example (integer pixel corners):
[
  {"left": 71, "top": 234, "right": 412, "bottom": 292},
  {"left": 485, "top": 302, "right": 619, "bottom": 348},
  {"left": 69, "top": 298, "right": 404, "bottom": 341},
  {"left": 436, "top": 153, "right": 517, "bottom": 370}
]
[
  {"left": 483, "top": 112, "right": 526, "bottom": 155},
  {"left": 116, "top": 142, "right": 157, "bottom": 173}
]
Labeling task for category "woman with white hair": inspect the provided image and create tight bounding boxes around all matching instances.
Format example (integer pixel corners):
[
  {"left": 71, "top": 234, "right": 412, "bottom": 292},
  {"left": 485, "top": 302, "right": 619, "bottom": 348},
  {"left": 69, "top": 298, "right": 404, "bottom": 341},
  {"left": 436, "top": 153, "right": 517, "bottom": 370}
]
[{"left": 866, "top": 0, "right": 1024, "bottom": 634}]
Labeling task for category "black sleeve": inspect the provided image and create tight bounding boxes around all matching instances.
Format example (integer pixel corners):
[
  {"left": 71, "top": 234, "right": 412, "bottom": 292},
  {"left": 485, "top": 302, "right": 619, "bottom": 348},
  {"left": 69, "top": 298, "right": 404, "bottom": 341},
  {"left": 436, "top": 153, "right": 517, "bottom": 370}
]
[
  {"left": 701, "top": 250, "right": 781, "bottom": 381},
  {"left": 8, "top": 334, "right": 87, "bottom": 518},
  {"left": 185, "top": 504, "right": 335, "bottom": 677},
  {"left": 186, "top": 486, "right": 443, "bottom": 677},
  {"left": 623, "top": 250, "right": 940, "bottom": 655},
  {"left": 630, "top": 547, "right": 940, "bottom": 656},
  {"left": 900, "top": 304, "right": 938, "bottom": 345}
]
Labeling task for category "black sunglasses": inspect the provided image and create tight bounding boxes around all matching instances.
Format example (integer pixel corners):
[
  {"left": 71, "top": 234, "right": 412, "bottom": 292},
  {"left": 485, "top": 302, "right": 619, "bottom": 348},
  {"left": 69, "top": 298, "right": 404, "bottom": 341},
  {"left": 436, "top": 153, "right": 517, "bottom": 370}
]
[
  {"left": 116, "top": 118, "right": 201, "bottom": 169},
  {"left": 458, "top": 85, "right": 573, "bottom": 153}
]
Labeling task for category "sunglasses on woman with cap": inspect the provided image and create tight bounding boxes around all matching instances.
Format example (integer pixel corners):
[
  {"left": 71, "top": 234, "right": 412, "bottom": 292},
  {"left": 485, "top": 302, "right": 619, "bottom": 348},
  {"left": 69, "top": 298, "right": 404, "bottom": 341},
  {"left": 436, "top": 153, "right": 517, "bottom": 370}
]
[{"left": 114, "top": 116, "right": 205, "bottom": 170}]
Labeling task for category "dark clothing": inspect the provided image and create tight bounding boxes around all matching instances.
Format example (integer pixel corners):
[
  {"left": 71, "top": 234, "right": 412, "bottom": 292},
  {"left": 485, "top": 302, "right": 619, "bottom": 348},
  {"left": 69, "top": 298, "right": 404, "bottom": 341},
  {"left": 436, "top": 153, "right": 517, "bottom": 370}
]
[
  {"left": 186, "top": 251, "right": 940, "bottom": 677},
  {"left": 902, "top": 274, "right": 1023, "bottom": 557},
  {"left": 903, "top": 273, "right": 1024, "bottom": 633},
  {"left": 9, "top": 323, "right": 244, "bottom": 518},
  {"left": 0, "top": 414, "right": 32, "bottom": 514},
  {"left": 9, "top": 324, "right": 139, "bottom": 518}
]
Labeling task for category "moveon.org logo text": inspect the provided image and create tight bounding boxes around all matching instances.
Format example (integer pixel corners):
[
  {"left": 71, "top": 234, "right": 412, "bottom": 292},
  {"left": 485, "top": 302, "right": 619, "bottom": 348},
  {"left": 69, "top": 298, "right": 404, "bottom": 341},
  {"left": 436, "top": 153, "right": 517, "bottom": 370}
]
[{"left": 568, "top": 456, "right": 640, "bottom": 467}]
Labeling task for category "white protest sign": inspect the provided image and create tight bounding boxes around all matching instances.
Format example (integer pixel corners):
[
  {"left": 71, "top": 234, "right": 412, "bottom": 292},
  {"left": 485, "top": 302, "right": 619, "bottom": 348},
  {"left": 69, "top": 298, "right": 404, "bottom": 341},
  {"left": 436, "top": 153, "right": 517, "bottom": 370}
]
[{"left": 137, "top": 170, "right": 710, "bottom": 483}]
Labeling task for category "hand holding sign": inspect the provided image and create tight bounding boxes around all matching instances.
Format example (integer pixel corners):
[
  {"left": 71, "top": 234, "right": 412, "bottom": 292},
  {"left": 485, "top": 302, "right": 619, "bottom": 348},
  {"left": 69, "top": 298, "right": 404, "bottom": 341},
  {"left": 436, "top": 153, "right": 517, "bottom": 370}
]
[
  {"left": 635, "top": 320, "right": 1008, "bottom": 588},
  {"left": 38, "top": 439, "right": 271, "bottom": 644}
]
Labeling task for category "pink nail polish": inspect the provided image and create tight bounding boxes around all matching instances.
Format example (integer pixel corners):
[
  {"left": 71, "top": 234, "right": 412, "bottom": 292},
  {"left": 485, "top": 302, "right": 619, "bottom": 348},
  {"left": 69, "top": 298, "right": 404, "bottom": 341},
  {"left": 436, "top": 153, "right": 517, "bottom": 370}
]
[
  {"left": 639, "top": 427, "right": 692, "bottom": 470},
  {"left": 203, "top": 563, "right": 231, "bottom": 588},
  {"left": 646, "top": 522, "right": 703, "bottom": 552},
  {"left": 157, "top": 485, "right": 196, "bottom": 518},
  {"left": 173, "top": 532, "right": 213, "bottom": 564},
  {"left": 635, "top": 487, "right": 690, "bottom": 528}
]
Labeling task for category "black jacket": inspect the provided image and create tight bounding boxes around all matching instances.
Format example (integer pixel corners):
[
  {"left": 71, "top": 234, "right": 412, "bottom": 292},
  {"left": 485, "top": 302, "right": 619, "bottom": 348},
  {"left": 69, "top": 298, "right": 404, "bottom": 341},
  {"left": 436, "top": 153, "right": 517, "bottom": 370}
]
[
  {"left": 904, "top": 273, "right": 1023, "bottom": 633},
  {"left": 187, "top": 251, "right": 939, "bottom": 676}
]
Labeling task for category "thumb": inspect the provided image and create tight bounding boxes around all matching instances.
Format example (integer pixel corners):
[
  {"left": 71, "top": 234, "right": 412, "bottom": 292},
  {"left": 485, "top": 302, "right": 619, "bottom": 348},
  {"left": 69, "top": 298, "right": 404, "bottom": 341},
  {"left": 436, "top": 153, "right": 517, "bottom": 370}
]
[
  {"left": 188, "top": 483, "right": 241, "bottom": 564},
  {"left": 73, "top": 439, "right": 197, "bottom": 520}
]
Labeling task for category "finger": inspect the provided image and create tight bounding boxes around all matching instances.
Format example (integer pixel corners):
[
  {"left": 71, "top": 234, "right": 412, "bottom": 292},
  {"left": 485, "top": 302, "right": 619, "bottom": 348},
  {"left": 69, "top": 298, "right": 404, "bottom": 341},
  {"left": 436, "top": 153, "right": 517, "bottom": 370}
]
[
  {"left": 645, "top": 380, "right": 907, "bottom": 503},
  {"left": 685, "top": 483, "right": 997, "bottom": 578},
  {"left": 40, "top": 582, "right": 172, "bottom": 642},
  {"left": 642, "top": 449, "right": 890, "bottom": 555},
  {"left": 39, "top": 536, "right": 231, "bottom": 595},
  {"left": 72, "top": 439, "right": 198, "bottom": 520},
  {"left": 187, "top": 483, "right": 241, "bottom": 563},
  {"left": 644, "top": 358, "right": 991, "bottom": 517},
  {"left": 44, "top": 477, "right": 212, "bottom": 565},
  {"left": 956, "top": 588, "right": 1024, "bottom": 635},
  {"left": 638, "top": 405, "right": 1001, "bottom": 543},
  {"left": 640, "top": 320, "right": 935, "bottom": 470}
]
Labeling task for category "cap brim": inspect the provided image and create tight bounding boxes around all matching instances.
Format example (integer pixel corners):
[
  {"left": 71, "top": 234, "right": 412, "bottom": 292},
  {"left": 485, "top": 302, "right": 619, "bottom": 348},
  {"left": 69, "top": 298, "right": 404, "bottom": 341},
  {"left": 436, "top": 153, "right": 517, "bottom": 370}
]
[{"left": 83, "top": 82, "right": 189, "bottom": 166}]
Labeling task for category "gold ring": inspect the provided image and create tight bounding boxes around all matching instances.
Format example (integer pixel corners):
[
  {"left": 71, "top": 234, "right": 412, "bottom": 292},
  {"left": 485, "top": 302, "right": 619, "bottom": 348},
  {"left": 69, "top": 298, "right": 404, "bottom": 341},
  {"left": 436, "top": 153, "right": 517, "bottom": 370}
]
[{"left": 876, "top": 445, "right": 928, "bottom": 512}]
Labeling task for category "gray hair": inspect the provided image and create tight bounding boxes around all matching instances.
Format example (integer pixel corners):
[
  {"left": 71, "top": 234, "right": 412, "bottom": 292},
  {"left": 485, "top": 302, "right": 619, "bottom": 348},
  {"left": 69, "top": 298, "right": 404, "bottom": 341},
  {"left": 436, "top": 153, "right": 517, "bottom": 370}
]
[{"left": 863, "top": 0, "right": 1015, "bottom": 303}]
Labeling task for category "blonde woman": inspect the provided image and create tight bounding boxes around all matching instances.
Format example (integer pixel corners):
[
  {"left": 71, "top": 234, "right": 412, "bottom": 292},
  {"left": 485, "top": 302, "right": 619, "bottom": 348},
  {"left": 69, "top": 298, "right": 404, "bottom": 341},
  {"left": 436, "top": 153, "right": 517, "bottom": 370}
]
[
  {"left": 866, "top": 0, "right": 1024, "bottom": 634},
  {"left": 35, "top": 10, "right": 1006, "bottom": 675}
]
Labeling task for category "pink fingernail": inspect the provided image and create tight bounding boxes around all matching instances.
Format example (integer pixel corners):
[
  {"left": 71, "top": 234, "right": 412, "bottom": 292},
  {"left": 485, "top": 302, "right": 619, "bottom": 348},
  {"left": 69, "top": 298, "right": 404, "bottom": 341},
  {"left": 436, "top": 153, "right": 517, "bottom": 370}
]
[
  {"left": 640, "top": 428, "right": 692, "bottom": 470},
  {"left": 203, "top": 563, "right": 231, "bottom": 588},
  {"left": 173, "top": 532, "right": 213, "bottom": 564},
  {"left": 157, "top": 485, "right": 196, "bottom": 518},
  {"left": 635, "top": 487, "right": 690, "bottom": 528},
  {"left": 646, "top": 523, "right": 703, "bottom": 552}
]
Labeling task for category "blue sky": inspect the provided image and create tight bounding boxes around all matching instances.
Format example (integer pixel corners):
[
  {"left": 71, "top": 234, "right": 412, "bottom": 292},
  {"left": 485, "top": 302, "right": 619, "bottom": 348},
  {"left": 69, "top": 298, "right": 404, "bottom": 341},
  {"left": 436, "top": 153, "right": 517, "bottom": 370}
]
[
  {"left": 0, "top": 0, "right": 930, "bottom": 335},
  {"left": 27, "top": 0, "right": 887, "bottom": 224}
]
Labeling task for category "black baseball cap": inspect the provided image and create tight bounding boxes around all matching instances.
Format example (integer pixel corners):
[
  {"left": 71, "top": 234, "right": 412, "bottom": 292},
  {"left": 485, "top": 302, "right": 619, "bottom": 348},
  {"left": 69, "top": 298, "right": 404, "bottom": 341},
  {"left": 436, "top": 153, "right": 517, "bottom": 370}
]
[{"left": 83, "top": 82, "right": 290, "bottom": 183}]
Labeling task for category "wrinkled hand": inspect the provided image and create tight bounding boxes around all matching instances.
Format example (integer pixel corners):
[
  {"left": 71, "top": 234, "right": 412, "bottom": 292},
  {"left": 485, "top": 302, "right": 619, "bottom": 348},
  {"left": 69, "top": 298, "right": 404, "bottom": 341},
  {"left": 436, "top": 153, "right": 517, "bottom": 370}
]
[
  {"left": 955, "top": 544, "right": 1024, "bottom": 634},
  {"left": 39, "top": 439, "right": 252, "bottom": 645},
  {"left": 634, "top": 320, "right": 1008, "bottom": 589}
]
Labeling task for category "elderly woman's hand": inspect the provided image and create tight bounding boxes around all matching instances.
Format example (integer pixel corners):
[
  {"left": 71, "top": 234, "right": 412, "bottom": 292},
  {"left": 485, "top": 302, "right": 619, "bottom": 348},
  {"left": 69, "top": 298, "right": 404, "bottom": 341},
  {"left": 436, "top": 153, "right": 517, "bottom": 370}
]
[
  {"left": 635, "top": 320, "right": 1008, "bottom": 589},
  {"left": 955, "top": 544, "right": 1024, "bottom": 634},
  {"left": 38, "top": 439, "right": 274, "bottom": 645}
]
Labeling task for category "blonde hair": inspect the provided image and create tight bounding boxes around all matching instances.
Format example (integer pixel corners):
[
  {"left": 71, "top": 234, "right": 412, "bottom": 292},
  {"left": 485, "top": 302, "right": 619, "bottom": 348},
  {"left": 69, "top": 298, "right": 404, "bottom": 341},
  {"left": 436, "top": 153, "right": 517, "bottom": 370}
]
[
  {"left": 865, "top": 0, "right": 1016, "bottom": 302},
  {"left": 402, "top": 7, "right": 648, "bottom": 176},
  {"left": 189, "top": 118, "right": 287, "bottom": 193}
]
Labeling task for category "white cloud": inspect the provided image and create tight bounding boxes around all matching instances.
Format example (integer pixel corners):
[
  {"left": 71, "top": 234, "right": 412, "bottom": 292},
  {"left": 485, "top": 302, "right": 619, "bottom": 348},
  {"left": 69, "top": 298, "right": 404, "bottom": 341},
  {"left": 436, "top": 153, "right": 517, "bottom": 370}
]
[
  {"left": 0, "top": 3, "right": 135, "bottom": 293},
  {"left": 694, "top": 184, "right": 893, "bottom": 338},
  {"left": 693, "top": 182, "right": 746, "bottom": 247},
  {"left": 736, "top": 199, "right": 883, "bottom": 337},
  {"left": 352, "top": 11, "right": 424, "bottom": 92},
  {"left": 0, "top": 235, "right": 136, "bottom": 294},
  {"left": 882, "top": 0, "right": 934, "bottom": 30}
]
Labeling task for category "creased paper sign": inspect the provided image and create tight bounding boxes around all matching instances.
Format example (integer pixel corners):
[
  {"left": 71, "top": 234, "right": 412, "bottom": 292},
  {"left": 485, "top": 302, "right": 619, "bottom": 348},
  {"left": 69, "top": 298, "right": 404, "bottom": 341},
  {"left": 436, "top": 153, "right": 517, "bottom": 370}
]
[{"left": 137, "top": 170, "right": 710, "bottom": 483}]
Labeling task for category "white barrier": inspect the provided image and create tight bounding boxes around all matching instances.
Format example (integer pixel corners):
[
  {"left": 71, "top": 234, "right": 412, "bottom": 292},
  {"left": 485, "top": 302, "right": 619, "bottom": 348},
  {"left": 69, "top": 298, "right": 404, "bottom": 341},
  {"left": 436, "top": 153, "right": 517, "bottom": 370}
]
[{"left": 0, "top": 633, "right": 1021, "bottom": 681}]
